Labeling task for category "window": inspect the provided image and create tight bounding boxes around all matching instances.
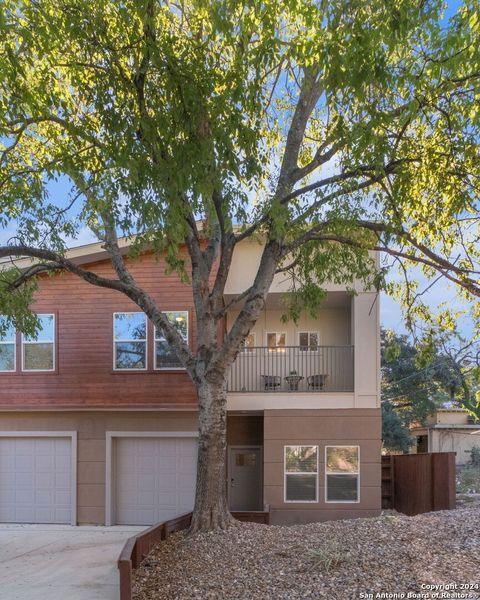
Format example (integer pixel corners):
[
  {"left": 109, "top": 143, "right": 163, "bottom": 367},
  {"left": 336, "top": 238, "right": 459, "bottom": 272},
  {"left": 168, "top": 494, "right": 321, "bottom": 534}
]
[
  {"left": 0, "top": 316, "right": 15, "bottom": 372},
  {"left": 114, "top": 312, "right": 147, "bottom": 370},
  {"left": 22, "top": 314, "right": 55, "bottom": 371},
  {"left": 325, "top": 446, "right": 359, "bottom": 502},
  {"left": 240, "top": 333, "right": 256, "bottom": 353},
  {"left": 235, "top": 452, "right": 257, "bottom": 467},
  {"left": 299, "top": 331, "right": 319, "bottom": 351},
  {"left": 155, "top": 311, "right": 188, "bottom": 369},
  {"left": 267, "top": 332, "right": 286, "bottom": 351},
  {"left": 284, "top": 446, "right": 318, "bottom": 502}
]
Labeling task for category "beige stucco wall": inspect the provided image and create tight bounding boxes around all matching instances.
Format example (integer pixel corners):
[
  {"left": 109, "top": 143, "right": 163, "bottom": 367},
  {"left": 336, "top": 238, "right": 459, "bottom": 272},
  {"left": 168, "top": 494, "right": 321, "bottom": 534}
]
[
  {"left": 0, "top": 411, "right": 199, "bottom": 524},
  {"left": 263, "top": 408, "right": 382, "bottom": 524},
  {"left": 352, "top": 292, "right": 380, "bottom": 409},
  {"left": 430, "top": 429, "right": 480, "bottom": 465},
  {"left": 435, "top": 410, "right": 470, "bottom": 425},
  {"left": 226, "top": 307, "right": 351, "bottom": 347},
  {"left": 224, "top": 239, "right": 375, "bottom": 295}
]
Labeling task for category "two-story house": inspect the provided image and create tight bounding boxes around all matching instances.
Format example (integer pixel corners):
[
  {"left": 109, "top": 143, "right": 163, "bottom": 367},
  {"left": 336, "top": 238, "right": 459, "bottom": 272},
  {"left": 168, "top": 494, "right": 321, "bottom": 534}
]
[{"left": 0, "top": 238, "right": 381, "bottom": 526}]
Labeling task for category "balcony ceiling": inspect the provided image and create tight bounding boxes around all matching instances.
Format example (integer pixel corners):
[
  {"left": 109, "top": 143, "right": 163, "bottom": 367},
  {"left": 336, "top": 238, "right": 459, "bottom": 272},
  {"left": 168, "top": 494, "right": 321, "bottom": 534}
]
[{"left": 223, "top": 291, "right": 352, "bottom": 311}]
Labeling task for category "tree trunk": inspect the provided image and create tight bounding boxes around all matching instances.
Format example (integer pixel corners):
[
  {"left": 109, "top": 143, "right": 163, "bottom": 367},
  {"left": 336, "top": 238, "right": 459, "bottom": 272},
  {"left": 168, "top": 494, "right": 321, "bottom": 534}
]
[{"left": 189, "top": 379, "right": 235, "bottom": 533}]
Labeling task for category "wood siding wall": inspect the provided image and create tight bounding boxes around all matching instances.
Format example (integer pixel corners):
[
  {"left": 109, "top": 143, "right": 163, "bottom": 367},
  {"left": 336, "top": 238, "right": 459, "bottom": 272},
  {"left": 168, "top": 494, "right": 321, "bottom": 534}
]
[{"left": 0, "top": 253, "right": 202, "bottom": 409}]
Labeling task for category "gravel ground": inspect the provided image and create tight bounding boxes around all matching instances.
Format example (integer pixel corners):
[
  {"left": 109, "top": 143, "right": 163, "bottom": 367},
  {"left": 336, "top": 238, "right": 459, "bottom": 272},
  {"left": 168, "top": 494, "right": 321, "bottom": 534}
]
[{"left": 133, "top": 507, "right": 480, "bottom": 600}]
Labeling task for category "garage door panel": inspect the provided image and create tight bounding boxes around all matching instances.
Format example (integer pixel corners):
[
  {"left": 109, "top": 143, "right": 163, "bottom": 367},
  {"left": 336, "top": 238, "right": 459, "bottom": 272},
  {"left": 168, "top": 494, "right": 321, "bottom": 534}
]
[
  {"left": 36, "top": 455, "right": 54, "bottom": 470},
  {"left": 54, "top": 508, "right": 71, "bottom": 522},
  {"left": 0, "top": 437, "right": 72, "bottom": 524},
  {"left": 36, "top": 490, "right": 54, "bottom": 504},
  {"left": 157, "top": 491, "right": 176, "bottom": 504},
  {"left": 55, "top": 490, "right": 71, "bottom": 504},
  {"left": 137, "top": 491, "right": 156, "bottom": 505},
  {"left": 15, "top": 439, "right": 34, "bottom": 453},
  {"left": 137, "top": 473, "right": 155, "bottom": 488},
  {"left": 54, "top": 454, "right": 71, "bottom": 471},
  {"left": 114, "top": 437, "right": 197, "bottom": 525}
]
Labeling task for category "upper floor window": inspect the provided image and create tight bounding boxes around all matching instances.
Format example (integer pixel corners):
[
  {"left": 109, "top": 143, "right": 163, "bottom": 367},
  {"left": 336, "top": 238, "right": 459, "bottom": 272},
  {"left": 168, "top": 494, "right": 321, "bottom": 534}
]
[
  {"left": 0, "top": 316, "right": 16, "bottom": 372},
  {"left": 267, "top": 332, "right": 286, "bottom": 351},
  {"left": 22, "top": 314, "right": 55, "bottom": 372},
  {"left": 240, "top": 333, "right": 256, "bottom": 353},
  {"left": 299, "top": 331, "right": 319, "bottom": 351},
  {"left": 325, "top": 446, "right": 360, "bottom": 503},
  {"left": 114, "top": 312, "right": 147, "bottom": 370},
  {"left": 155, "top": 311, "right": 188, "bottom": 369}
]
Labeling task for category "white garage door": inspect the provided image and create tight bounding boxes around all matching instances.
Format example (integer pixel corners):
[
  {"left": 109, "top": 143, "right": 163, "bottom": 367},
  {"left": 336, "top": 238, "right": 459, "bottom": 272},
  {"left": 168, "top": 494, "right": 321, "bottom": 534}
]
[
  {"left": 114, "top": 437, "right": 197, "bottom": 525},
  {"left": 0, "top": 437, "right": 72, "bottom": 524}
]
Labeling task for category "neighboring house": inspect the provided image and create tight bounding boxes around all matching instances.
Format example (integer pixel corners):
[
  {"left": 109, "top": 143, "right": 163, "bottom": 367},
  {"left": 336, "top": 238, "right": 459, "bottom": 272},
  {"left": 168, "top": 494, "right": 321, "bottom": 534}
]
[
  {"left": 0, "top": 238, "right": 381, "bottom": 526},
  {"left": 411, "top": 408, "right": 480, "bottom": 465}
]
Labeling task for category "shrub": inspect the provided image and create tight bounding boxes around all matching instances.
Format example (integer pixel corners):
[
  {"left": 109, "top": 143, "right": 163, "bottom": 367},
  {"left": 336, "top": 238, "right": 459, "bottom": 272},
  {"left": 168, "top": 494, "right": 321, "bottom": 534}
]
[
  {"left": 465, "top": 446, "right": 480, "bottom": 467},
  {"left": 307, "top": 543, "right": 351, "bottom": 573}
]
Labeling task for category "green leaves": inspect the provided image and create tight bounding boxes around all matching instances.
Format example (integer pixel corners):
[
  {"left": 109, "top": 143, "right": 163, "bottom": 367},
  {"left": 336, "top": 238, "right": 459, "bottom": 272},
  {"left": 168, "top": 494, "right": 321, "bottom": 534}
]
[
  {"left": 0, "top": 268, "right": 40, "bottom": 337},
  {"left": 0, "top": 0, "right": 479, "bottom": 329}
]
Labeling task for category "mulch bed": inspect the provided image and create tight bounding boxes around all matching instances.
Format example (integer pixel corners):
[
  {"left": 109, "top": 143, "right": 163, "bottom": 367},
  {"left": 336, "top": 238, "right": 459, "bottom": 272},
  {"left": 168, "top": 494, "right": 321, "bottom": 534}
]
[{"left": 133, "top": 507, "right": 480, "bottom": 600}]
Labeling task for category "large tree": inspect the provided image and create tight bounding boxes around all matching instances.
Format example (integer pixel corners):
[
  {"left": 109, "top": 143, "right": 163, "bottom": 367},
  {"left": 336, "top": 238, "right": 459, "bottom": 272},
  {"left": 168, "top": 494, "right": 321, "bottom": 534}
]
[{"left": 0, "top": 0, "right": 479, "bottom": 531}]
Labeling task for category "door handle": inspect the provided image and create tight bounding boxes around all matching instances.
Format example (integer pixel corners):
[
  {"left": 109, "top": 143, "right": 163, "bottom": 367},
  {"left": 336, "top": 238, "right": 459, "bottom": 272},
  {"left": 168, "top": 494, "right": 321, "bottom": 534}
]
[{"left": 230, "top": 478, "right": 235, "bottom": 487}]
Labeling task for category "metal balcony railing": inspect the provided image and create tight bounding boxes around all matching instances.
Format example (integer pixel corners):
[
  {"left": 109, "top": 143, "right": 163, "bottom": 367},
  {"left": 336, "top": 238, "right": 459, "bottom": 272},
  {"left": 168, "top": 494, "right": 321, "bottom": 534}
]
[{"left": 227, "top": 345, "right": 354, "bottom": 393}]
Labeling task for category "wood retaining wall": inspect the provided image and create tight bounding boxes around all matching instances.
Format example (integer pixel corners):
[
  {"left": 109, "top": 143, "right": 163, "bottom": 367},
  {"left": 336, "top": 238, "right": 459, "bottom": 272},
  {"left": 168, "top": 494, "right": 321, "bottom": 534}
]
[{"left": 118, "top": 511, "right": 270, "bottom": 600}]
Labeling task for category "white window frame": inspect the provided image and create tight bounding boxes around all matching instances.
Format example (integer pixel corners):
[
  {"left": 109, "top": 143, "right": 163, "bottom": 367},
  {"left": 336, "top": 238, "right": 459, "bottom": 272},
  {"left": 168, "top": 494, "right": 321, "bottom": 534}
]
[
  {"left": 240, "top": 332, "right": 256, "bottom": 354},
  {"left": 298, "top": 331, "right": 320, "bottom": 352},
  {"left": 0, "top": 317, "right": 16, "bottom": 372},
  {"left": 154, "top": 310, "right": 189, "bottom": 370},
  {"left": 325, "top": 445, "right": 360, "bottom": 504},
  {"left": 21, "top": 313, "right": 55, "bottom": 372},
  {"left": 113, "top": 312, "right": 148, "bottom": 371},
  {"left": 266, "top": 332, "right": 287, "bottom": 351},
  {"left": 284, "top": 445, "right": 319, "bottom": 503}
]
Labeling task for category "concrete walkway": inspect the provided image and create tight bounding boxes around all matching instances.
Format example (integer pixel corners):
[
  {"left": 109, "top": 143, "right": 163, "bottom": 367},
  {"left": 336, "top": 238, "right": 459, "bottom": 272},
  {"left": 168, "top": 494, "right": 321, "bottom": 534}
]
[{"left": 0, "top": 523, "right": 145, "bottom": 600}]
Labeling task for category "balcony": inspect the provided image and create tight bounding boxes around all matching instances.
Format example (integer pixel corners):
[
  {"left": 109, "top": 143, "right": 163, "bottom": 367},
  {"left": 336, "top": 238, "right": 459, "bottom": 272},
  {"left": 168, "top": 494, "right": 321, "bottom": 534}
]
[{"left": 227, "top": 345, "right": 354, "bottom": 393}]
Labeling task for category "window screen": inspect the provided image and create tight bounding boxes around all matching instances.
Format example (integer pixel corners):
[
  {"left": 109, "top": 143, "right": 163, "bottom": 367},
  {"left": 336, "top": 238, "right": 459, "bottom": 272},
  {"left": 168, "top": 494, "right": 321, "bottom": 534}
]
[
  {"left": 0, "top": 316, "right": 15, "bottom": 372},
  {"left": 285, "top": 446, "right": 318, "bottom": 502},
  {"left": 325, "top": 446, "right": 359, "bottom": 502},
  {"left": 22, "top": 314, "right": 55, "bottom": 371}
]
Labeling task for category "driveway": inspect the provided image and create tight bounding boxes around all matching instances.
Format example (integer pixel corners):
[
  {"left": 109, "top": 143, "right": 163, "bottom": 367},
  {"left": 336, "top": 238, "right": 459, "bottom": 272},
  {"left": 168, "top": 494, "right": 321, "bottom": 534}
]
[{"left": 0, "top": 523, "right": 145, "bottom": 600}]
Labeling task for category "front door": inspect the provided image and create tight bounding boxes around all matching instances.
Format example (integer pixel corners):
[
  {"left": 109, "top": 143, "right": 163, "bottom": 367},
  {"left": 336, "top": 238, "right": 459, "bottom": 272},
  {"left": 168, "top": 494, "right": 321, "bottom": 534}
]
[{"left": 228, "top": 446, "right": 262, "bottom": 511}]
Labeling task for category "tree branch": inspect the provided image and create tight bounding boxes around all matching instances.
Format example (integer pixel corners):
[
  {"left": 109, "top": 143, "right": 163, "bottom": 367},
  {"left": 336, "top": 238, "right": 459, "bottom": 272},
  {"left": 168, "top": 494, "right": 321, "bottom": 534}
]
[{"left": 0, "top": 244, "right": 196, "bottom": 370}]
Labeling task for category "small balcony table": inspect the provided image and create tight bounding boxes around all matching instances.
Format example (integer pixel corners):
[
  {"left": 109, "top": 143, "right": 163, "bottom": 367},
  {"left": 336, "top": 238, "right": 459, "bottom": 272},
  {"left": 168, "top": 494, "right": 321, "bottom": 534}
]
[{"left": 284, "top": 374, "right": 304, "bottom": 391}]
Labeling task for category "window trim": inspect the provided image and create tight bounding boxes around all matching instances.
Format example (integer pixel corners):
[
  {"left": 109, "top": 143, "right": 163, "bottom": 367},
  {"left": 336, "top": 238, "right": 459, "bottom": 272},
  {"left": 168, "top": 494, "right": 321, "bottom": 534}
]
[
  {"left": 154, "top": 310, "right": 189, "bottom": 371},
  {"left": 0, "top": 317, "right": 16, "bottom": 373},
  {"left": 113, "top": 311, "right": 148, "bottom": 371},
  {"left": 298, "top": 330, "right": 320, "bottom": 352},
  {"left": 324, "top": 445, "right": 360, "bottom": 504},
  {"left": 284, "top": 445, "right": 319, "bottom": 503},
  {"left": 21, "top": 313, "right": 56, "bottom": 373}
]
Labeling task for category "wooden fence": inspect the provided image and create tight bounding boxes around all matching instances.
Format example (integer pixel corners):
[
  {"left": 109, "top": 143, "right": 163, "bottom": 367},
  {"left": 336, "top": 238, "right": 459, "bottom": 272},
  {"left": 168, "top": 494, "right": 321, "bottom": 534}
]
[
  {"left": 382, "top": 452, "right": 456, "bottom": 515},
  {"left": 118, "top": 510, "right": 270, "bottom": 600}
]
